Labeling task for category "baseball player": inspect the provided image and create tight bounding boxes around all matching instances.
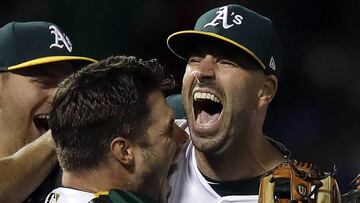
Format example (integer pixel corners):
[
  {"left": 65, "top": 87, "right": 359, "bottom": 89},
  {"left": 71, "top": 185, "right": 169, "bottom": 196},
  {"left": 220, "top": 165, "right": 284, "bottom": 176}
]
[
  {"left": 0, "top": 21, "right": 96, "bottom": 203},
  {"left": 44, "top": 56, "right": 188, "bottom": 203},
  {"left": 166, "top": 4, "right": 340, "bottom": 202}
]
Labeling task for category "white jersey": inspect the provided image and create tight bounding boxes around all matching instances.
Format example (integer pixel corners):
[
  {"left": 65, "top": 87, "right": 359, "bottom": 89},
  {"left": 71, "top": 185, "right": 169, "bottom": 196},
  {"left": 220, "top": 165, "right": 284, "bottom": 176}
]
[
  {"left": 168, "top": 142, "right": 258, "bottom": 203},
  {"left": 44, "top": 187, "right": 95, "bottom": 203}
]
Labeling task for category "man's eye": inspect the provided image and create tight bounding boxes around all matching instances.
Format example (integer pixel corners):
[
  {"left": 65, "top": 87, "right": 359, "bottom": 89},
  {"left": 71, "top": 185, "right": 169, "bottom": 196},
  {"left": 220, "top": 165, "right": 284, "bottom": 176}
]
[
  {"left": 188, "top": 57, "right": 202, "bottom": 64},
  {"left": 170, "top": 120, "right": 175, "bottom": 130},
  {"left": 32, "top": 79, "right": 54, "bottom": 88},
  {"left": 169, "top": 124, "right": 174, "bottom": 133},
  {"left": 167, "top": 119, "right": 175, "bottom": 135},
  {"left": 218, "top": 59, "right": 238, "bottom": 67}
]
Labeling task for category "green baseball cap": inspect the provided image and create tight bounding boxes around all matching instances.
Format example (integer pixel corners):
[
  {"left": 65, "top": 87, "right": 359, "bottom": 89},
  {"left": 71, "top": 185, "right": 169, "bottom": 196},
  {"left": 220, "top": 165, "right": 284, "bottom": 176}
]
[
  {"left": 0, "top": 21, "right": 96, "bottom": 71},
  {"left": 167, "top": 4, "right": 282, "bottom": 77},
  {"left": 166, "top": 94, "right": 186, "bottom": 119}
]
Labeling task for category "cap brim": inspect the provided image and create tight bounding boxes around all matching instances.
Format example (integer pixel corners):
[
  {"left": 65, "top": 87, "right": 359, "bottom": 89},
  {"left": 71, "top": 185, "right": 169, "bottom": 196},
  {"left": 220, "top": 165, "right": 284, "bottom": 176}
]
[
  {"left": 7, "top": 56, "right": 97, "bottom": 71},
  {"left": 167, "top": 30, "right": 265, "bottom": 70}
]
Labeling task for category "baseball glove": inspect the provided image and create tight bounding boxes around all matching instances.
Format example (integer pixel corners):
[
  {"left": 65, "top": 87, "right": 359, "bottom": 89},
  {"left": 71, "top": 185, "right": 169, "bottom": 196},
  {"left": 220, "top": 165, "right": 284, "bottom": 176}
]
[{"left": 258, "top": 160, "right": 341, "bottom": 203}]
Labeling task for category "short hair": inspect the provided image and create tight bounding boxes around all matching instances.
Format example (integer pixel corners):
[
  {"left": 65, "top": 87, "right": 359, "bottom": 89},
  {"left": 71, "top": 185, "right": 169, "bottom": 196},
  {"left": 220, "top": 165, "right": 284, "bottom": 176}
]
[{"left": 49, "top": 55, "right": 171, "bottom": 171}]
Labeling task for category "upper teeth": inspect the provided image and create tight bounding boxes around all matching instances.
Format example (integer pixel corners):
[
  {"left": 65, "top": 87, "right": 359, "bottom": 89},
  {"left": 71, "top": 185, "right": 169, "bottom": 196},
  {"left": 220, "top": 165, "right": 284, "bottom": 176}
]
[
  {"left": 193, "top": 92, "right": 220, "bottom": 103},
  {"left": 37, "top": 115, "right": 49, "bottom": 119}
]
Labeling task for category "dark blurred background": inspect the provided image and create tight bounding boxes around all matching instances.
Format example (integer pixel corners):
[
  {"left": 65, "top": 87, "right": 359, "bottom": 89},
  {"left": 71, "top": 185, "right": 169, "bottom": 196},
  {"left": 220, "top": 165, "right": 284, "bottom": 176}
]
[{"left": 2, "top": 0, "right": 359, "bottom": 193}]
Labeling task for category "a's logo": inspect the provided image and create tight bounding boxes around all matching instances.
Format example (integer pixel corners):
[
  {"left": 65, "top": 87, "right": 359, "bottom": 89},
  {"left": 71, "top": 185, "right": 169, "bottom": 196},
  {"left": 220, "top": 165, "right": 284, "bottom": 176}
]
[
  {"left": 204, "top": 6, "right": 243, "bottom": 29},
  {"left": 297, "top": 184, "right": 308, "bottom": 196},
  {"left": 269, "top": 57, "right": 276, "bottom": 71},
  {"left": 49, "top": 25, "right": 73, "bottom": 52},
  {"left": 45, "top": 192, "right": 61, "bottom": 203}
]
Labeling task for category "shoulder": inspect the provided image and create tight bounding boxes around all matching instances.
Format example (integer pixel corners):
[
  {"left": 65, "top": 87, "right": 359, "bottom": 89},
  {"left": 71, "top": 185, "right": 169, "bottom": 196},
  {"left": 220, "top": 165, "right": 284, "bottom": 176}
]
[
  {"left": 45, "top": 187, "right": 95, "bottom": 203},
  {"left": 25, "top": 165, "right": 62, "bottom": 202}
]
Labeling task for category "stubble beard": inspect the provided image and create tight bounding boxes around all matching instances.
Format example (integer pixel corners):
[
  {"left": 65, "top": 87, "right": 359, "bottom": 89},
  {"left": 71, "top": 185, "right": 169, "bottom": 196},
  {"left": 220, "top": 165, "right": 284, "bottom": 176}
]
[{"left": 139, "top": 149, "right": 167, "bottom": 198}]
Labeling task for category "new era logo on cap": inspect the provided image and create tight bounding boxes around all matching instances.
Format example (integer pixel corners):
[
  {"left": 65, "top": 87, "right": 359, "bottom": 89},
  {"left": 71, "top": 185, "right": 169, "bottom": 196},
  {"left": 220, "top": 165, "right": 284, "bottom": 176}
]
[
  {"left": 269, "top": 57, "right": 276, "bottom": 71},
  {"left": 167, "top": 4, "right": 283, "bottom": 78}
]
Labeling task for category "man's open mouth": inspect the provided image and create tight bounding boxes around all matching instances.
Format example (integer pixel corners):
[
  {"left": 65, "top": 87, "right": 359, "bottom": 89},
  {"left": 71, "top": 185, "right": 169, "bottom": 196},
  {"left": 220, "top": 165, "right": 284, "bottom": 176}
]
[
  {"left": 193, "top": 91, "right": 223, "bottom": 124},
  {"left": 33, "top": 114, "right": 50, "bottom": 134}
]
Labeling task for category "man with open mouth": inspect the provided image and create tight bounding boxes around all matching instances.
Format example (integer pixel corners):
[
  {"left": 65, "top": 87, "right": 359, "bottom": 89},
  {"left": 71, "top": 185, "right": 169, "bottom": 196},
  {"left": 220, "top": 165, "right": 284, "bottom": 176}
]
[
  {"left": 0, "top": 21, "right": 96, "bottom": 202},
  {"left": 166, "top": 4, "right": 340, "bottom": 203}
]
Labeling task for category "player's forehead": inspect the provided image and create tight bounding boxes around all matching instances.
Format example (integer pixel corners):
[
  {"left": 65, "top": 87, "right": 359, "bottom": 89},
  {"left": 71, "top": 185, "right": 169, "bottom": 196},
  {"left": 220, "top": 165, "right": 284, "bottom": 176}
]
[
  {"left": 189, "top": 40, "right": 241, "bottom": 58},
  {"left": 187, "top": 41, "right": 262, "bottom": 71}
]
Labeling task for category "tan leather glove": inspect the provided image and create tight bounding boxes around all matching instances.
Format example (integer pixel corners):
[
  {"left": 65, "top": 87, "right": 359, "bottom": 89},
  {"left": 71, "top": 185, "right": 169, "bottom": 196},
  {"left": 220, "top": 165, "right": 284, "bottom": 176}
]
[{"left": 258, "top": 160, "right": 341, "bottom": 203}]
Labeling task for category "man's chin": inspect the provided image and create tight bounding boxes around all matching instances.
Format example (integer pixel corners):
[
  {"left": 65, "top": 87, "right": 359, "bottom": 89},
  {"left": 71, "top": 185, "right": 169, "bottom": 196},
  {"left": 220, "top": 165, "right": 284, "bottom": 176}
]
[
  {"left": 191, "top": 118, "right": 222, "bottom": 137},
  {"left": 191, "top": 134, "right": 225, "bottom": 154}
]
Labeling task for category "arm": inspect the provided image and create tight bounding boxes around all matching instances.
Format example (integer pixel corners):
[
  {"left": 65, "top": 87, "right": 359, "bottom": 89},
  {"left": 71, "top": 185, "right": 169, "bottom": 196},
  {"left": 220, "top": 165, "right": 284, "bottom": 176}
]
[{"left": 0, "top": 130, "right": 57, "bottom": 203}]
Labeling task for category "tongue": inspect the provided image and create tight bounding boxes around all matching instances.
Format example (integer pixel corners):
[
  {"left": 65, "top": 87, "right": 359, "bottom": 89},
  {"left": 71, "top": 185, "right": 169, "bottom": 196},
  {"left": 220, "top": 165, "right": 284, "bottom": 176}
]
[
  {"left": 196, "top": 110, "right": 220, "bottom": 124},
  {"left": 38, "top": 127, "right": 47, "bottom": 135}
]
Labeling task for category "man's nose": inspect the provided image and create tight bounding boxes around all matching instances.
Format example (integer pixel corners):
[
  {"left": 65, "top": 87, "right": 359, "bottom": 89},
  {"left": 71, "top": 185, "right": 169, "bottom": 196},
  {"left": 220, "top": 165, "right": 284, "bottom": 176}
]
[{"left": 193, "top": 55, "right": 216, "bottom": 83}]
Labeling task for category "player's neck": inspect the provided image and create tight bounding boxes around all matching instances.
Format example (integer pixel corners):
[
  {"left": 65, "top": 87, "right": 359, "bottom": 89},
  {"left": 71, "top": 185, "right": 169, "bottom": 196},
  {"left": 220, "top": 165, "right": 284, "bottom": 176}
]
[
  {"left": 62, "top": 163, "right": 127, "bottom": 193},
  {"left": 62, "top": 170, "right": 107, "bottom": 193},
  {"left": 195, "top": 133, "right": 285, "bottom": 181}
]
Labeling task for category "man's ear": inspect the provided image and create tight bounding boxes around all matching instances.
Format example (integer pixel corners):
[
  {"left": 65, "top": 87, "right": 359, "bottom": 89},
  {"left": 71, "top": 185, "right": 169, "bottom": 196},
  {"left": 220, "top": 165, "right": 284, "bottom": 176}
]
[
  {"left": 110, "top": 137, "right": 134, "bottom": 166},
  {"left": 258, "top": 74, "right": 277, "bottom": 107}
]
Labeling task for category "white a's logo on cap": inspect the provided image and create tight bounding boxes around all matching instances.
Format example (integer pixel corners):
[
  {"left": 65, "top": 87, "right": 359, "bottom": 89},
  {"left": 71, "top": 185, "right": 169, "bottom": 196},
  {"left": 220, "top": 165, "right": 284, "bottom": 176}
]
[
  {"left": 49, "top": 25, "right": 73, "bottom": 52},
  {"left": 204, "top": 6, "right": 243, "bottom": 29}
]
